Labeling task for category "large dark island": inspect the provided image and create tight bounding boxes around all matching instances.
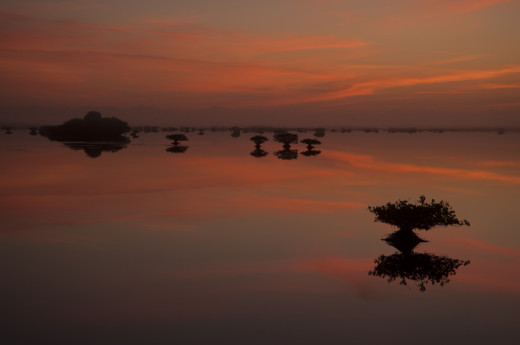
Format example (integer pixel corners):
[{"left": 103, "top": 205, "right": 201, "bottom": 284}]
[{"left": 39, "top": 111, "right": 131, "bottom": 158}]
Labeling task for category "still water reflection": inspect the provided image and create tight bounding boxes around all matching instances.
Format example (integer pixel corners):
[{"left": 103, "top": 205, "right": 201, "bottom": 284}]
[{"left": 1, "top": 130, "right": 519, "bottom": 344}]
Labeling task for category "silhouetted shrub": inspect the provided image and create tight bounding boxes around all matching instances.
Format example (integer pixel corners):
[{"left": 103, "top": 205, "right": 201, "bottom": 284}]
[
  {"left": 250, "top": 135, "right": 268, "bottom": 146},
  {"left": 368, "top": 195, "right": 470, "bottom": 231},
  {"left": 273, "top": 131, "right": 298, "bottom": 147},
  {"left": 166, "top": 133, "right": 188, "bottom": 145}
]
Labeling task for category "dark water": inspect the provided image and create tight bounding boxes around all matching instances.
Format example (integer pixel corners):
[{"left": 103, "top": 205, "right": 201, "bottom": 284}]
[{"left": 1, "top": 130, "right": 519, "bottom": 344}]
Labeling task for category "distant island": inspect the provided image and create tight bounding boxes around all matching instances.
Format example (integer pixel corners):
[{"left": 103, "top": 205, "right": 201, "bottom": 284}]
[
  {"left": 39, "top": 111, "right": 130, "bottom": 141},
  {"left": 37, "top": 111, "right": 131, "bottom": 158}
]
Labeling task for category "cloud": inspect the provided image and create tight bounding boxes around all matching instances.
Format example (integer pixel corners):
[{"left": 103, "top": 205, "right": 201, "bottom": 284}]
[
  {"left": 422, "top": 0, "right": 513, "bottom": 12},
  {"left": 325, "top": 150, "right": 520, "bottom": 184}
]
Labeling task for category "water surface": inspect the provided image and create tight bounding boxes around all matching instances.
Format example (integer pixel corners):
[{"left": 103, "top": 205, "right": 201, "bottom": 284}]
[{"left": 1, "top": 130, "right": 519, "bottom": 344}]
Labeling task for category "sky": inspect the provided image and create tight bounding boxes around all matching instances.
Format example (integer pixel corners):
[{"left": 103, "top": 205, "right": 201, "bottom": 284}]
[{"left": 1, "top": 0, "right": 519, "bottom": 126}]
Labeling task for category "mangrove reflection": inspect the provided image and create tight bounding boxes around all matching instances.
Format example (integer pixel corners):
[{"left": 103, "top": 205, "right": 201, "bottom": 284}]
[
  {"left": 369, "top": 247, "right": 471, "bottom": 291},
  {"left": 250, "top": 148, "right": 268, "bottom": 158},
  {"left": 300, "top": 149, "right": 321, "bottom": 157},
  {"left": 166, "top": 145, "right": 189, "bottom": 154},
  {"left": 274, "top": 148, "right": 298, "bottom": 160},
  {"left": 64, "top": 141, "right": 129, "bottom": 158},
  {"left": 368, "top": 196, "right": 471, "bottom": 291}
]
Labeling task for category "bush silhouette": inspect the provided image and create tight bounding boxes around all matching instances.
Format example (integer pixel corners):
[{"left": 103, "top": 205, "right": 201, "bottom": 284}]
[
  {"left": 250, "top": 135, "right": 268, "bottom": 147},
  {"left": 166, "top": 133, "right": 188, "bottom": 145},
  {"left": 274, "top": 131, "right": 298, "bottom": 148},
  {"left": 368, "top": 195, "right": 469, "bottom": 232}
]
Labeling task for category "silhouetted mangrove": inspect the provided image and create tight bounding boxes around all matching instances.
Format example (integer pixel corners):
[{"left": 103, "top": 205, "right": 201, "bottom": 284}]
[
  {"left": 250, "top": 148, "right": 268, "bottom": 158},
  {"left": 166, "top": 133, "right": 188, "bottom": 145},
  {"left": 39, "top": 111, "right": 131, "bottom": 141},
  {"left": 64, "top": 141, "right": 129, "bottom": 158},
  {"left": 250, "top": 135, "right": 268, "bottom": 147},
  {"left": 29, "top": 127, "right": 38, "bottom": 136},
  {"left": 301, "top": 138, "right": 321, "bottom": 150},
  {"left": 274, "top": 131, "right": 298, "bottom": 149},
  {"left": 368, "top": 195, "right": 469, "bottom": 237},
  {"left": 4, "top": 127, "right": 13, "bottom": 134}
]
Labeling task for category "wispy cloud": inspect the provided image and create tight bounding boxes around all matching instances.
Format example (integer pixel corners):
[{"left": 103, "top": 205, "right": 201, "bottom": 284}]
[{"left": 325, "top": 150, "right": 520, "bottom": 184}]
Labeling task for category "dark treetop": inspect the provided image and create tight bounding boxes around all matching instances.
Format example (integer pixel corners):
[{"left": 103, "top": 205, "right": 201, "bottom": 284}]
[
  {"left": 273, "top": 131, "right": 298, "bottom": 146},
  {"left": 368, "top": 195, "right": 470, "bottom": 231},
  {"left": 166, "top": 133, "right": 189, "bottom": 145}
]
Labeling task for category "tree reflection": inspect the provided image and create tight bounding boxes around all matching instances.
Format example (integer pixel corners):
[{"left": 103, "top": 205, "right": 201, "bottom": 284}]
[
  {"left": 250, "top": 148, "right": 268, "bottom": 158},
  {"left": 274, "top": 148, "right": 298, "bottom": 160},
  {"left": 369, "top": 249, "right": 470, "bottom": 291},
  {"left": 64, "top": 141, "right": 129, "bottom": 158},
  {"left": 300, "top": 149, "right": 321, "bottom": 157},
  {"left": 166, "top": 145, "right": 189, "bottom": 154}
]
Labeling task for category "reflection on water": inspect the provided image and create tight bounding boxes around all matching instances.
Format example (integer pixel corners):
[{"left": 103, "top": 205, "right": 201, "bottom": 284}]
[
  {"left": 369, "top": 248, "right": 471, "bottom": 291},
  {"left": 166, "top": 145, "right": 189, "bottom": 154},
  {"left": 1, "top": 130, "right": 519, "bottom": 344},
  {"left": 301, "top": 148, "right": 321, "bottom": 157},
  {"left": 250, "top": 147, "right": 268, "bottom": 158},
  {"left": 63, "top": 141, "right": 129, "bottom": 158},
  {"left": 274, "top": 147, "right": 298, "bottom": 160}
]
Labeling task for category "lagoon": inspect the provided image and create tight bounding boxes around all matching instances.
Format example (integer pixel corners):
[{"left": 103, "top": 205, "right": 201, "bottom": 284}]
[{"left": 1, "top": 129, "right": 519, "bottom": 344}]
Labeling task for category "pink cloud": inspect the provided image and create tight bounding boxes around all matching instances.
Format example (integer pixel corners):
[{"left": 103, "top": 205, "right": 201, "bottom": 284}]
[
  {"left": 422, "top": 0, "right": 512, "bottom": 12},
  {"left": 325, "top": 150, "right": 520, "bottom": 184}
]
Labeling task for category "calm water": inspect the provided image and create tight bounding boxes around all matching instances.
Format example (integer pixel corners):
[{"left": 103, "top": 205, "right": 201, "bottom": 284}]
[{"left": 1, "top": 130, "right": 519, "bottom": 344}]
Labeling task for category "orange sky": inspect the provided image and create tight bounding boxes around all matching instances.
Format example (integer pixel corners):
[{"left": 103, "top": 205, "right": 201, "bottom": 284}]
[{"left": 1, "top": 0, "right": 519, "bottom": 126}]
